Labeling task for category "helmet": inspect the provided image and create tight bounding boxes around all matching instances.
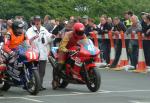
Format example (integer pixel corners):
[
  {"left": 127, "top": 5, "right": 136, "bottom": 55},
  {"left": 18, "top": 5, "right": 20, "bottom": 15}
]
[
  {"left": 73, "top": 23, "right": 85, "bottom": 39},
  {"left": 12, "top": 20, "right": 24, "bottom": 36}
]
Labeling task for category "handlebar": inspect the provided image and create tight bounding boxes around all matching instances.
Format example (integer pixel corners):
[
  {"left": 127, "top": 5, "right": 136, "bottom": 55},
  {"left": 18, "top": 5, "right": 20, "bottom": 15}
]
[{"left": 69, "top": 47, "right": 80, "bottom": 57}]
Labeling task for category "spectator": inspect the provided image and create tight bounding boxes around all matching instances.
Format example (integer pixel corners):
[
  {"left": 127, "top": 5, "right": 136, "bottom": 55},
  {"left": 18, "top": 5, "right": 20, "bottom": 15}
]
[
  {"left": 63, "top": 19, "right": 76, "bottom": 32},
  {"left": 7, "top": 19, "right": 13, "bottom": 31},
  {"left": 141, "top": 13, "right": 147, "bottom": 32},
  {"left": 128, "top": 11, "right": 134, "bottom": 18},
  {"left": 76, "top": 16, "right": 82, "bottom": 23},
  {"left": 28, "top": 16, "right": 34, "bottom": 28},
  {"left": 107, "top": 17, "right": 113, "bottom": 27},
  {"left": 0, "top": 19, "right": 3, "bottom": 36},
  {"left": 0, "top": 19, "right": 7, "bottom": 35},
  {"left": 123, "top": 11, "right": 134, "bottom": 61},
  {"left": 125, "top": 15, "right": 142, "bottom": 69},
  {"left": 70, "top": 16, "right": 75, "bottom": 21},
  {"left": 88, "top": 18, "right": 97, "bottom": 31},
  {"left": 57, "top": 20, "right": 77, "bottom": 43},
  {"left": 49, "top": 19, "right": 56, "bottom": 33},
  {"left": 84, "top": 17, "right": 97, "bottom": 36},
  {"left": 143, "top": 14, "right": 150, "bottom": 68},
  {"left": 0, "top": 19, "right": 7, "bottom": 44},
  {"left": 110, "top": 17, "right": 127, "bottom": 68},
  {"left": 123, "top": 11, "right": 132, "bottom": 28},
  {"left": 52, "top": 18, "right": 64, "bottom": 35},
  {"left": 0, "top": 19, "right": 4, "bottom": 43},
  {"left": 52, "top": 19, "right": 65, "bottom": 46},
  {"left": 97, "top": 16, "right": 112, "bottom": 64},
  {"left": 43, "top": 15, "right": 54, "bottom": 32},
  {"left": 81, "top": 15, "right": 91, "bottom": 35}
]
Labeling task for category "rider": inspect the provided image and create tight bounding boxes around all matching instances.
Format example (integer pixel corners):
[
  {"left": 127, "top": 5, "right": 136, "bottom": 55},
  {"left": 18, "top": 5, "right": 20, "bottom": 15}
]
[
  {"left": 3, "top": 20, "right": 26, "bottom": 60},
  {"left": 52, "top": 22, "right": 87, "bottom": 89}
]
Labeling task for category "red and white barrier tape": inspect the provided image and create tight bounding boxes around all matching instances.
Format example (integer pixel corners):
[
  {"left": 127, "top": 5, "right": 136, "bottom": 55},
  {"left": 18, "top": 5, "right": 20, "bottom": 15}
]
[{"left": 97, "top": 33, "right": 150, "bottom": 40}]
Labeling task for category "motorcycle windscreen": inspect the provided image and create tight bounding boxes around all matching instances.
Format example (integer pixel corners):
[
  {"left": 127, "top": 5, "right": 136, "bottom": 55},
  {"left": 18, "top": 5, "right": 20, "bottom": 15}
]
[
  {"left": 17, "top": 41, "right": 39, "bottom": 62},
  {"left": 77, "top": 39, "right": 100, "bottom": 56},
  {"left": 51, "top": 47, "right": 58, "bottom": 58}
]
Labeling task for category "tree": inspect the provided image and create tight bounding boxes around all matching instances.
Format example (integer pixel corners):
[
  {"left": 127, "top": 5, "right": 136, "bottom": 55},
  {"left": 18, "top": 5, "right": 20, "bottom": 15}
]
[{"left": 0, "top": 0, "right": 149, "bottom": 20}]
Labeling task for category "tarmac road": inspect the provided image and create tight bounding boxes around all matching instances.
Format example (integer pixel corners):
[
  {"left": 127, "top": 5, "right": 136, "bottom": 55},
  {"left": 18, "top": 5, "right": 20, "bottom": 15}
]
[{"left": 0, "top": 63, "right": 150, "bottom": 103}]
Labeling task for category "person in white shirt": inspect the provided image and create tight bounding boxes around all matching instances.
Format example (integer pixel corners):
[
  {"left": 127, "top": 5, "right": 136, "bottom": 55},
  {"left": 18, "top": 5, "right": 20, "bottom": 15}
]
[{"left": 26, "top": 15, "right": 54, "bottom": 91}]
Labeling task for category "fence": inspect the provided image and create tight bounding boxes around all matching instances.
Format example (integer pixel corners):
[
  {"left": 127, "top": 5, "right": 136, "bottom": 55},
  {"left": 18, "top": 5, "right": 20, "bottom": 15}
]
[{"left": 90, "top": 31, "right": 150, "bottom": 73}]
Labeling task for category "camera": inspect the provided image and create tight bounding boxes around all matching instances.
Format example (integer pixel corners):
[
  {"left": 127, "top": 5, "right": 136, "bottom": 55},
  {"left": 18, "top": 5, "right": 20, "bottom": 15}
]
[{"left": 41, "top": 37, "right": 45, "bottom": 44}]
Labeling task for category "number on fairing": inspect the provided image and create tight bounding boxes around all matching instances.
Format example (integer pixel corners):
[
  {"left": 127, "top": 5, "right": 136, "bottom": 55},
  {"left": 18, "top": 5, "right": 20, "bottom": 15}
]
[
  {"left": 88, "top": 45, "right": 93, "bottom": 51},
  {"left": 28, "top": 52, "right": 36, "bottom": 59}
]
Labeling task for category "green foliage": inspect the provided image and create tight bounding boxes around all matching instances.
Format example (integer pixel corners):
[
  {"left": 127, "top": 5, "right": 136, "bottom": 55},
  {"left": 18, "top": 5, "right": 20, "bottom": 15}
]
[{"left": 0, "top": 0, "right": 149, "bottom": 20}]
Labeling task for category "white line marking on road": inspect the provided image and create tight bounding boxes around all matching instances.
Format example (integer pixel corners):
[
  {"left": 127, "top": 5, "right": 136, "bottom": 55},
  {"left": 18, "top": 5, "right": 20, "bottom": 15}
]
[
  {"left": 104, "top": 89, "right": 150, "bottom": 93},
  {"left": 72, "top": 90, "right": 112, "bottom": 94},
  {"left": 97, "top": 68, "right": 106, "bottom": 70},
  {"left": 72, "top": 89, "right": 150, "bottom": 95},
  {"left": 21, "top": 97, "right": 44, "bottom": 103},
  {"left": 0, "top": 89, "right": 150, "bottom": 99},
  {"left": 0, "top": 97, "right": 22, "bottom": 99},
  {"left": 130, "top": 100, "right": 150, "bottom": 103},
  {"left": 0, "top": 96, "right": 44, "bottom": 102}
]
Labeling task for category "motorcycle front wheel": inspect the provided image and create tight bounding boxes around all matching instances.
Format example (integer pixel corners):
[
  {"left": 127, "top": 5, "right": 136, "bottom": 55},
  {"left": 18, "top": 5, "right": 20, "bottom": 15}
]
[
  {"left": 86, "top": 68, "right": 101, "bottom": 92},
  {"left": 0, "top": 81, "right": 11, "bottom": 91},
  {"left": 26, "top": 69, "right": 40, "bottom": 95},
  {"left": 59, "top": 78, "right": 69, "bottom": 88},
  {"left": 52, "top": 67, "right": 69, "bottom": 89}
]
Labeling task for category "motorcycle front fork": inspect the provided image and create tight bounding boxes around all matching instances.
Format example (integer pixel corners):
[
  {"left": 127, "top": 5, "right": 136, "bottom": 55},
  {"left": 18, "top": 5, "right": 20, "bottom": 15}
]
[
  {"left": 23, "top": 67, "right": 30, "bottom": 83},
  {"left": 81, "top": 63, "right": 90, "bottom": 82}
]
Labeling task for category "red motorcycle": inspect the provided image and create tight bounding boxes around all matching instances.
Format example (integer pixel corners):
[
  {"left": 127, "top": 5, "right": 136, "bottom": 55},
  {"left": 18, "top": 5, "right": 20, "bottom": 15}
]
[{"left": 49, "top": 38, "right": 101, "bottom": 92}]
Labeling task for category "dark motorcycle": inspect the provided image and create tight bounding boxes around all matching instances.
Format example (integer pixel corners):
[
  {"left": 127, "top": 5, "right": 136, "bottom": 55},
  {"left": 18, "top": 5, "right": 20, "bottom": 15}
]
[{"left": 0, "top": 41, "right": 40, "bottom": 95}]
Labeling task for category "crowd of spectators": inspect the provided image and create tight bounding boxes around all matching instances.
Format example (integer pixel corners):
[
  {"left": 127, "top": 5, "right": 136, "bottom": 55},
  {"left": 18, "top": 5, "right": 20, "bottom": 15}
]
[{"left": 0, "top": 11, "right": 150, "bottom": 70}]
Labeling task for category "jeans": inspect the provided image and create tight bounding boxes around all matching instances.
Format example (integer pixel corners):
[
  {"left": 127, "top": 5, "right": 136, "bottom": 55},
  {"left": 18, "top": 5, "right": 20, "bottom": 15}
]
[
  {"left": 130, "top": 44, "right": 139, "bottom": 68},
  {"left": 143, "top": 40, "right": 150, "bottom": 66},
  {"left": 38, "top": 60, "right": 47, "bottom": 87},
  {"left": 111, "top": 39, "right": 122, "bottom": 67},
  {"left": 98, "top": 39, "right": 110, "bottom": 64}
]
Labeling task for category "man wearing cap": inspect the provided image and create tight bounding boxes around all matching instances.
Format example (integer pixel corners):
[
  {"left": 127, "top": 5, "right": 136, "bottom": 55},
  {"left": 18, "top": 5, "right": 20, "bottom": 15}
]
[
  {"left": 26, "top": 16, "right": 54, "bottom": 91},
  {"left": 82, "top": 15, "right": 91, "bottom": 35}
]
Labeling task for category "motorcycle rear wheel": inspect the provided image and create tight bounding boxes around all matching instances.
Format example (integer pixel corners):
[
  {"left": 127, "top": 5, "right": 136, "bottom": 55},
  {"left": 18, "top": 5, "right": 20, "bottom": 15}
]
[{"left": 86, "top": 68, "right": 101, "bottom": 92}]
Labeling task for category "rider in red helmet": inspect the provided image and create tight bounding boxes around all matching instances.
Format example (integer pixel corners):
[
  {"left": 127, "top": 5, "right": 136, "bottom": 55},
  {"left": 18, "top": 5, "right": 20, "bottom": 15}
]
[{"left": 52, "top": 23, "right": 87, "bottom": 89}]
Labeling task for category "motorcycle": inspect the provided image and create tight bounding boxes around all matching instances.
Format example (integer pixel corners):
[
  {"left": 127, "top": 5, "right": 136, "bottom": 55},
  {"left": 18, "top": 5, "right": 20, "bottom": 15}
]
[
  {"left": 0, "top": 41, "right": 40, "bottom": 95},
  {"left": 49, "top": 38, "right": 101, "bottom": 92}
]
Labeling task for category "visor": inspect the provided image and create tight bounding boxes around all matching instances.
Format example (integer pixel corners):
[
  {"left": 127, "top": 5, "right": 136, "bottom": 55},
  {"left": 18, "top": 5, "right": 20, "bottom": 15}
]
[
  {"left": 75, "top": 30, "right": 84, "bottom": 36},
  {"left": 18, "top": 23, "right": 24, "bottom": 28}
]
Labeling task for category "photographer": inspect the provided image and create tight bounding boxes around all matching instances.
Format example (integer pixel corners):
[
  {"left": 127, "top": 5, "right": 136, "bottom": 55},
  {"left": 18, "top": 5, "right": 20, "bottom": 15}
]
[{"left": 26, "top": 16, "right": 54, "bottom": 91}]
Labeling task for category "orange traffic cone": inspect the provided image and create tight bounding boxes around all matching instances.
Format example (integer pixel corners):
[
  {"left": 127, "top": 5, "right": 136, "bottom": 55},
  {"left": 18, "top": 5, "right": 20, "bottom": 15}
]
[
  {"left": 118, "top": 32, "right": 129, "bottom": 67},
  {"left": 90, "top": 32, "right": 107, "bottom": 67},
  {"left": 134, "top": 32, "right": 147, "bottom": 73},
  {"left": 108, "top": 31, "right": 115, "bottom": 65},
  {"left": 90, "top": 32, "right": 99, "bottom": 47}
]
